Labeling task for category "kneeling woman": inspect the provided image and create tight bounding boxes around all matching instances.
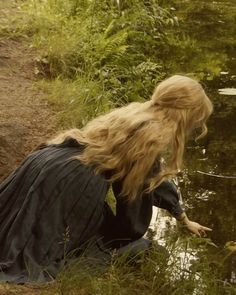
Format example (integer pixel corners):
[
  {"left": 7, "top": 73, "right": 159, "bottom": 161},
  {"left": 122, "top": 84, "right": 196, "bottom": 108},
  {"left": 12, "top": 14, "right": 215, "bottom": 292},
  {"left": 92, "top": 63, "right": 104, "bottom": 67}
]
[{"left": 0, "top": 75, "right": 213, "bottom": 283}]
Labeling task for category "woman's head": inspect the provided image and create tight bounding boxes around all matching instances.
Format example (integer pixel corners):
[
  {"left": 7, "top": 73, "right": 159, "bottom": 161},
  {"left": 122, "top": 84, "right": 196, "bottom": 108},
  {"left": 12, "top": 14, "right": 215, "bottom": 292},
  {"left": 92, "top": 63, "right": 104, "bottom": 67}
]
[
  {"left": 49, "top": 75, "right": 213, "bottom": 201},
  {"left": 145, "top": 75, "right": 213, "bottom": 187},
  {"left": 151, "top": 75, "right": 213, "bottom": 139}
]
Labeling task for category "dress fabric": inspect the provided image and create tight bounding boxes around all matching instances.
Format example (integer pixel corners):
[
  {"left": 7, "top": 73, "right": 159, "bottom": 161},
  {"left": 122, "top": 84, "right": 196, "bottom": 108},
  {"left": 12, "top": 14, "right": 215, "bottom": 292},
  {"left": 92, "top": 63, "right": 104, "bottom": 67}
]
[{"left": 0, "top": 138, "right": 183, "bottom": 283}]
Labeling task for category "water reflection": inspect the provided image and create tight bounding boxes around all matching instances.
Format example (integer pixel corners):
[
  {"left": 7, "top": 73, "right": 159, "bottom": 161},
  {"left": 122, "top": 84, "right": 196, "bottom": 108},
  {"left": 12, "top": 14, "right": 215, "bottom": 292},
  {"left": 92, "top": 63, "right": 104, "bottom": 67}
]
[{"left": 159, "top": 0, "right": 236, "bottom": 285}]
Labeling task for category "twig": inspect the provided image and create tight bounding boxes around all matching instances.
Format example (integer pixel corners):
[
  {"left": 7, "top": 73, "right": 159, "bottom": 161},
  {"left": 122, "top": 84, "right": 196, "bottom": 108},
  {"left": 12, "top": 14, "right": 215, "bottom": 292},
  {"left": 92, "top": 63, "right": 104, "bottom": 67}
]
[{"left": 197, "top": 170, "right": 236, "bottom": 179}]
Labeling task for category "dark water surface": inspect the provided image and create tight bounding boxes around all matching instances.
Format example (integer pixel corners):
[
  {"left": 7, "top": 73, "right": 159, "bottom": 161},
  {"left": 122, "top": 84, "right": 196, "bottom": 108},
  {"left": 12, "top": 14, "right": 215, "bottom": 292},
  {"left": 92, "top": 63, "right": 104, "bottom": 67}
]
[{"left": 168, "top": 0, "right": 236, "bottom": 283}]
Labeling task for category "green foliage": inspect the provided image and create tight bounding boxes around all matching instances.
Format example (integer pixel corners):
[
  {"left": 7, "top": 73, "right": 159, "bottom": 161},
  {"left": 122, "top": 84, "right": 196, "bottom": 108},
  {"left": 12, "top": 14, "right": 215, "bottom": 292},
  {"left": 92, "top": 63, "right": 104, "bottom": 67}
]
[
  {"left": 15, "top": 0, "right": 178, "bottom": 123},
  {"left": 7, "top": 0, "right": 233, "bottom": 123},
  {"left": 37, "top": 77, "right": 112, "bottom": 127},
  {"left": 51, "top": 235, "right": 236, "bottom": 295},
  {"left": 10, "top": 0, "right": 233, "bottom": 125}
]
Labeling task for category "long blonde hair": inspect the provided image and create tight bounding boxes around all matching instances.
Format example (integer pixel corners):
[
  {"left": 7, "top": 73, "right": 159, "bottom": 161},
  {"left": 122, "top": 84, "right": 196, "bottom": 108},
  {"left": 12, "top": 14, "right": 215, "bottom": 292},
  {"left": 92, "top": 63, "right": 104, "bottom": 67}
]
[{"left": 49, "top": 75, "right": 213, "bottom": 200}]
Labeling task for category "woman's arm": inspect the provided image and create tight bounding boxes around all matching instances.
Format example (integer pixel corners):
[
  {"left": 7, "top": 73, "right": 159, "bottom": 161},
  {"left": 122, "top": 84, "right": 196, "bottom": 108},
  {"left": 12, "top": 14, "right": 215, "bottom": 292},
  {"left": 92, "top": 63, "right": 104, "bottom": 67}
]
[
  {"left": 152, "top": 180, "right": 184, "bottom": 218},
  {"left": 153, "top": 180, "right": 212, "bottom": 237}
]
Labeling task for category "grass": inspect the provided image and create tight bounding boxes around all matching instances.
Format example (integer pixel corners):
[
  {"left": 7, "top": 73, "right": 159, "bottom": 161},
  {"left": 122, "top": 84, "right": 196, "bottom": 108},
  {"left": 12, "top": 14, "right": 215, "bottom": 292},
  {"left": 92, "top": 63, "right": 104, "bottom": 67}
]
[
  {"left": 2, "top": 236, "right": 235, "bottom": 294},
  {"left": 36, "top": 77, "right": 113, "bottom": 128},
  {"left": 46, "top": 234, "right": 236, "bottom": 295}
]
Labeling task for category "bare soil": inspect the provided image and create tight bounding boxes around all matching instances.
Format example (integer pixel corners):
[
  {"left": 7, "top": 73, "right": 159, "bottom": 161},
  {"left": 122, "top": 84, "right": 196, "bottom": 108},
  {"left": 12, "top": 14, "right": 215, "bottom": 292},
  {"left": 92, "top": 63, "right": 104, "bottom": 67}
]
[
  {"left": 0, "top": 38, "right": 57, "bottom": 181},
  {"left": 0, "top": 283, "right": 56, "bottom": 295}
]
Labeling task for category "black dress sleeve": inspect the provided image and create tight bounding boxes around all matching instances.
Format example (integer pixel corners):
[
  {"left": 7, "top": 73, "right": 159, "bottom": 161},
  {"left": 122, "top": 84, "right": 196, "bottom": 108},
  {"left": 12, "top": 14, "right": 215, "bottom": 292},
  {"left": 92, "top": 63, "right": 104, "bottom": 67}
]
[
  {"left": 107, "top": 181, "right": 153, "bottom": 241},
  {"left": 152, "top": 180, "right": 184, "bottom": 218},
  {"left": 102, "top": 178, "right": 184, "bottom": 244}
]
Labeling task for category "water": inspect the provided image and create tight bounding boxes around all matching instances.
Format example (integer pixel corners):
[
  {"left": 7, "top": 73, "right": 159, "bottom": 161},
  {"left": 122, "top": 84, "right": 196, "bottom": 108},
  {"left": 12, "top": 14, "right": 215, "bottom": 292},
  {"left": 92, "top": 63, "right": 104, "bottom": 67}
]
[{"left": 151, "top": 0, "right": 236, "bottom": 285}]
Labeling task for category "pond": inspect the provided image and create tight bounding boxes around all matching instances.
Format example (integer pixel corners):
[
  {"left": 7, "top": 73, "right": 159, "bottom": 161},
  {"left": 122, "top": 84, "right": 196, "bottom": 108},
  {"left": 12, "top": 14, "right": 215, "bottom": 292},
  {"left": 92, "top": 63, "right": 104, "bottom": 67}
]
[{"left": 163, "top": 0, "right": 236, "bottom": 285}]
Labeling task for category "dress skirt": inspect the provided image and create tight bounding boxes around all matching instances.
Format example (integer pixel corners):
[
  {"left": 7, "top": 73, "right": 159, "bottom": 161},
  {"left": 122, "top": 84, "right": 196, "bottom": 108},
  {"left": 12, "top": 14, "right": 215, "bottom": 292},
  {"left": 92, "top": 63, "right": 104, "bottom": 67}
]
[{"left": 0, "top": 139, "right": 109, "bottom": 283}]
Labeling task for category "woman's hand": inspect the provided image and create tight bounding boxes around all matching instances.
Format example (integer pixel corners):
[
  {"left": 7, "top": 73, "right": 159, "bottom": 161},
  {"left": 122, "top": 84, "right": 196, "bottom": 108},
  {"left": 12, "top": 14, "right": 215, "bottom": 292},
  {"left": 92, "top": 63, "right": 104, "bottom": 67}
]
[
  {"left": 185, "top": 220, "right": 212, "bottom": 237},
  {"left": 176, "top": 212, "right": 212, "bottom": 237}
]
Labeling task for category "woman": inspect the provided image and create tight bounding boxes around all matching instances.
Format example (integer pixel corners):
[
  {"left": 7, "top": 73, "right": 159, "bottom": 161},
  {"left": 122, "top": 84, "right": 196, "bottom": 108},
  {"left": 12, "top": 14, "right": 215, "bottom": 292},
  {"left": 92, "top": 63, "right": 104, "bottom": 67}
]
[{"left": 0, "top": 75, "right": 213, "bottom": 283}]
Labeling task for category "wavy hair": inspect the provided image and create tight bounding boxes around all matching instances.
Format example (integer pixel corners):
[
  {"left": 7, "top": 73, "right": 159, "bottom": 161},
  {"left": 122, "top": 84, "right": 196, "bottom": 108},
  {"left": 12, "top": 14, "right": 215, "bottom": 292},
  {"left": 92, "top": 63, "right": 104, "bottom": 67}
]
[{"left": 49, "top": 75, "right": 213, "bottom": 200}]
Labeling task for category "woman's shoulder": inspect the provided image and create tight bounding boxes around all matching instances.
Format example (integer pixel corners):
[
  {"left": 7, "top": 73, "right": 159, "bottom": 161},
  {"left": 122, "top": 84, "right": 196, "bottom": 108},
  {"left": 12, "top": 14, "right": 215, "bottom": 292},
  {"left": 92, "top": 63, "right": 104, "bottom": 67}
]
[
  {"left": 35, "top": 137, "right": 84, "bottom": 151},
  {"left": 56, "top": 137, "right": 84, "bottom": 148}
]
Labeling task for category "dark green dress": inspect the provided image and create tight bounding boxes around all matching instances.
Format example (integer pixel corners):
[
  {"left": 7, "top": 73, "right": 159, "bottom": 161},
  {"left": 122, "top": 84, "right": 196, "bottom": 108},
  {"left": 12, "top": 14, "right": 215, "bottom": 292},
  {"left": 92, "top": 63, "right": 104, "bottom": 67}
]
[{"left": 0, "top": 138, "right": 183, "bottom": 283}]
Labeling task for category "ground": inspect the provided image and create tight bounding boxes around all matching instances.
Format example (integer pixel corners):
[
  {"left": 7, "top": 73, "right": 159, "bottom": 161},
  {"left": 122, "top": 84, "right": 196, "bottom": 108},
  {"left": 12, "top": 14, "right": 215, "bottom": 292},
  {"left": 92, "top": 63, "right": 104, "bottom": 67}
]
[
  {"left": 0, "top": 283, "right": 54, "bottom": 295},
  {"left": 0, "top": 37, "right": 57, "bottom": 181}
]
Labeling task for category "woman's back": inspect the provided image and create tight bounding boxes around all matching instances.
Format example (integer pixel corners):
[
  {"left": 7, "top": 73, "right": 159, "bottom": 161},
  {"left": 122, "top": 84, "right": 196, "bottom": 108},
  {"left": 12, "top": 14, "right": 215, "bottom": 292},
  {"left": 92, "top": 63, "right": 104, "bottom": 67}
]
[{"left": 0, "top": 138, "right": 109, "bottom": 283}]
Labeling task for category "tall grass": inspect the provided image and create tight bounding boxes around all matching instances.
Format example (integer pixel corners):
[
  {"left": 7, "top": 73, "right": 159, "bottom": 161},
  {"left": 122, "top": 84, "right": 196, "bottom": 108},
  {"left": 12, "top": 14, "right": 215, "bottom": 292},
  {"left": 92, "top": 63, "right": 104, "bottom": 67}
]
[
  {"left": 37, "top": 77, "right": 112, "bottom": 127},
  {"left": 50, "top": 234, "right": 236, "bottom": 295}
]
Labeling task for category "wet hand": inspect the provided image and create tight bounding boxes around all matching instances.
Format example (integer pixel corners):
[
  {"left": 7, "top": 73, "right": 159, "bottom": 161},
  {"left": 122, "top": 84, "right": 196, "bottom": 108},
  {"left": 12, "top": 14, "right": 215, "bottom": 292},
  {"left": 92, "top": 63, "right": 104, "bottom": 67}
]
[{"left": 186, "top": 221, "right": 212, "bottom": 237}]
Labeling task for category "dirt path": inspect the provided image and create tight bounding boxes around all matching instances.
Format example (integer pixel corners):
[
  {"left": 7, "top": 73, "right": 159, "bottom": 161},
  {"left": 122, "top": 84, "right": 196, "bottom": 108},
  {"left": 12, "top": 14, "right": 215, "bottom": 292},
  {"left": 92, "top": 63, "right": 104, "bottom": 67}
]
[
  {"left": 0, "top": 37, "right": 58, "bottom": 181},
  {"left": 0, "top": 283, "right": 55, "bottom": 295}
]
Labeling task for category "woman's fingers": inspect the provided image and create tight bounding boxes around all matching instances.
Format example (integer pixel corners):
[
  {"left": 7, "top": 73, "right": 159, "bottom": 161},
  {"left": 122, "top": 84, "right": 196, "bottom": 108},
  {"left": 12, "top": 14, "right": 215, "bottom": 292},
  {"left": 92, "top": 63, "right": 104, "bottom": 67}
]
[
  {"left": 199, "top": 226, "right": 212, "bottom": 237},
  {"left": 201, "top": 226, "right": 212, "bottom": 231},
  {"left": 199, "top": 229, "right": 207, "bottom": 237},
  {"left": 186, "top": 221, "right": 212, "bottom": 237},
  {"left": 196, "top": 231, "right": 201, "bottom": 237}
]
